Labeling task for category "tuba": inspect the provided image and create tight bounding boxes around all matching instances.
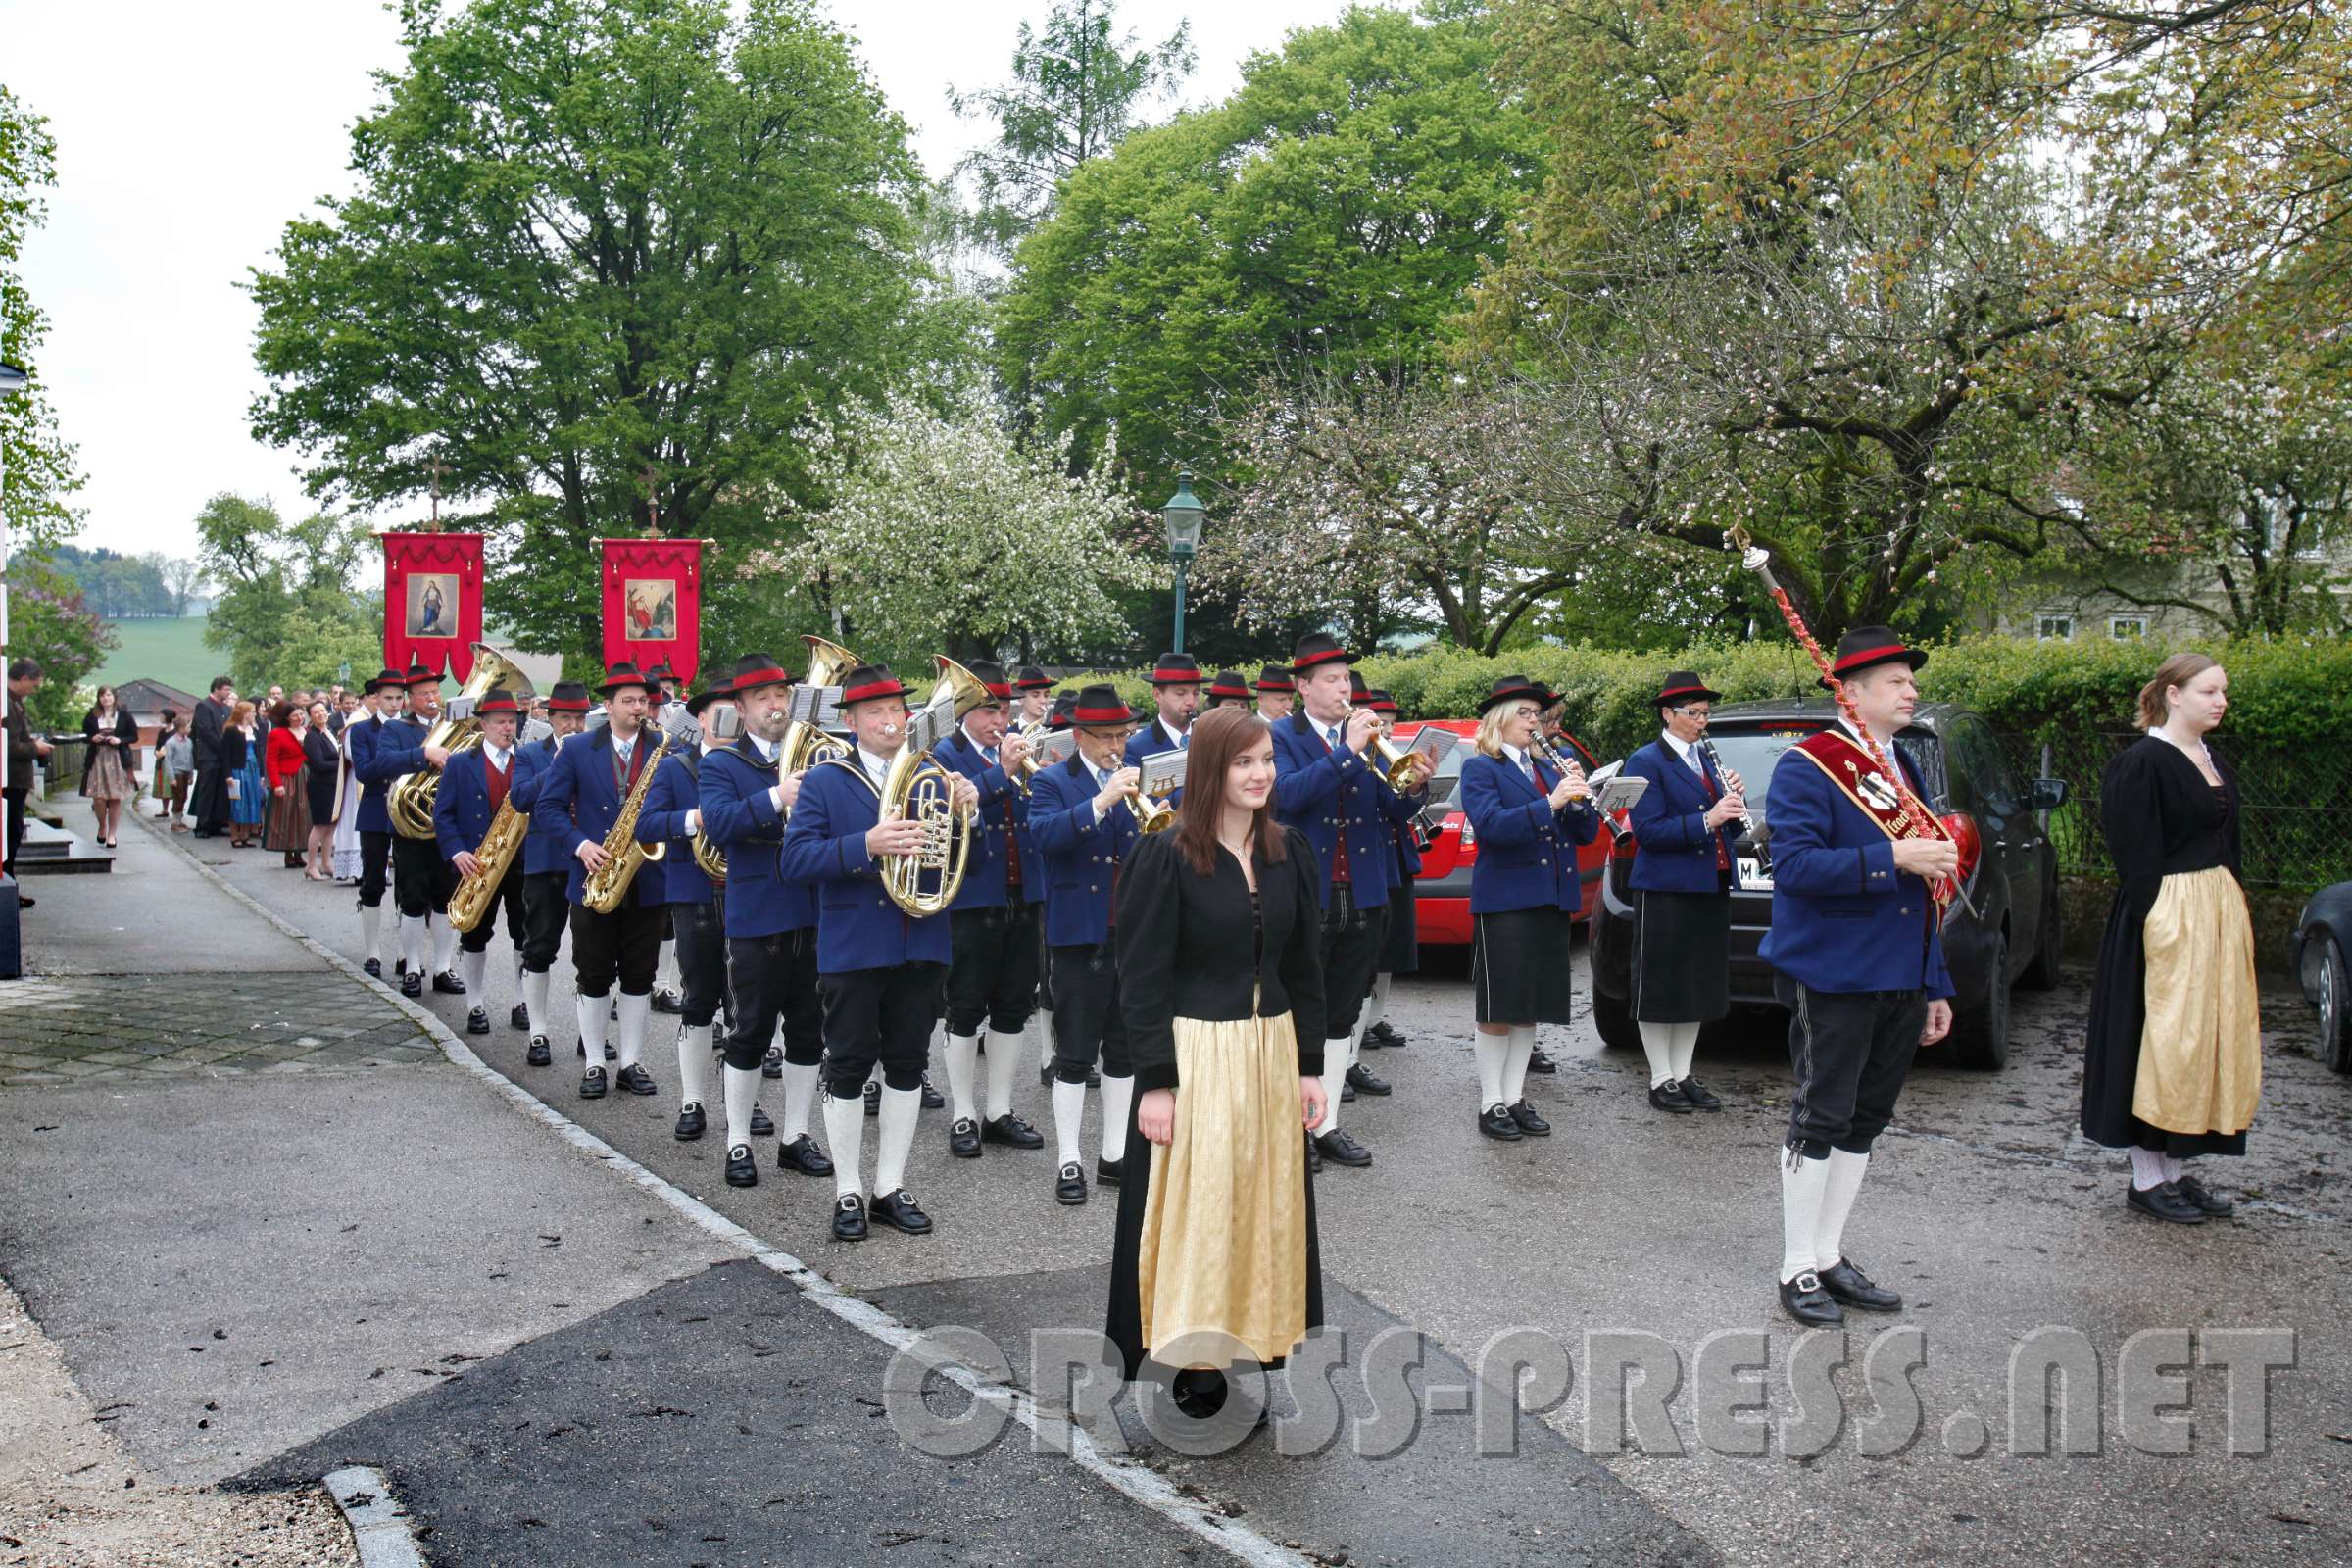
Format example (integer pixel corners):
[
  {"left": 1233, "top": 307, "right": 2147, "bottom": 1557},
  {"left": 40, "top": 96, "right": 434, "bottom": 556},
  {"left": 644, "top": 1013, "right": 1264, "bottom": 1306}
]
[
  {"left": 874, "top": 657, "right": 983, "bottom": 917},
  {"left": 581, "top": 726, "right": 673, "bottom": 913},
  {"left": 390, "top": 643, "right": 535, "bottom": 839}
]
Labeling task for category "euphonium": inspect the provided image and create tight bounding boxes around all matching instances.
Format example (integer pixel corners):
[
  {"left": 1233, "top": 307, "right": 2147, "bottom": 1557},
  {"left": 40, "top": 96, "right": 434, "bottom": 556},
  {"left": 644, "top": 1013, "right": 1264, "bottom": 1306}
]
[
  {"left": 446, "top": 792, "right": 529, "bottom": 934},
  {"left": 389, "top": 643, "right": 535, "bottom": 839},
  {"left": 691, "top": 827, "right": 728, "bottom": 883},
  {"left": 581, "top": 727, "right": 673, "bottom": 913},
  {"left": 874, "top": 657, "right": 983, "bottom": 917}
]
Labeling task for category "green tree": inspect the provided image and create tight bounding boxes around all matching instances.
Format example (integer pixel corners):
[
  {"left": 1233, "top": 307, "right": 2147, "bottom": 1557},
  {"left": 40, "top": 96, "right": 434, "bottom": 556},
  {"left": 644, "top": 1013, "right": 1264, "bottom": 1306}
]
[
  {"left": 248, "top": 0, "right": 955, "bottom": 669},
  {"left": 949, "top": 0, "right": 1197, "bottom": 255},
  {"left": 997, "top": 0, "right": 1546, "bottom": 495},
  {"left": 2, "top": 84, "right": 86, "bottom": 554},
  {"left": 8, "top": 559, "right": 114, "bottom": 730},
  {"left": 195, "top": 494, "right": 381, "bottom": 692}
]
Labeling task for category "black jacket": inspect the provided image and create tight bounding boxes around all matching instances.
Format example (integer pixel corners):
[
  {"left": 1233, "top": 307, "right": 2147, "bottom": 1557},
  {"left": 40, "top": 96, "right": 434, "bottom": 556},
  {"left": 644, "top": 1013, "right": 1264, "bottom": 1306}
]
[{"left": 1114, "top": 826, "right": 1329, "bottom": 1092}]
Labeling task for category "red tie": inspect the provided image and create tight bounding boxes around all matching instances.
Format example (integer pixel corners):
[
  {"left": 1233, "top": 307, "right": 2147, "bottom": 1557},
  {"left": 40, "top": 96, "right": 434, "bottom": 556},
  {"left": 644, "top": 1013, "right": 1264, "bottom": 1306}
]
[{"left": 1699, "top": 761, "right": 1730, "bottom": 870}]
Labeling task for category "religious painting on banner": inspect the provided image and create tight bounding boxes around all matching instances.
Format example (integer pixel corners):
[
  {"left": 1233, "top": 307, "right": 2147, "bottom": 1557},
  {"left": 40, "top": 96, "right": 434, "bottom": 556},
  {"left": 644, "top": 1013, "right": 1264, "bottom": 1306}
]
[
  {"left": 599, "top": 538, "right": 705, "bottom": 683},
  {"left": 381, "top": 532, "right": 486, "bottom": 681}
]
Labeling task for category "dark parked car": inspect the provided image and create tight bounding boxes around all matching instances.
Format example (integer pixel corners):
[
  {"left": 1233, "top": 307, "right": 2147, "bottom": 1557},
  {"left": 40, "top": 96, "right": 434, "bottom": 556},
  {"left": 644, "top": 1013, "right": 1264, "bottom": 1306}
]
[
  {"left": 2289, "top": 881, "right": 2352, "bottom": 1073},
  {"left": 1588, "top": 700, "right": 2069, "bottom": 1069}
]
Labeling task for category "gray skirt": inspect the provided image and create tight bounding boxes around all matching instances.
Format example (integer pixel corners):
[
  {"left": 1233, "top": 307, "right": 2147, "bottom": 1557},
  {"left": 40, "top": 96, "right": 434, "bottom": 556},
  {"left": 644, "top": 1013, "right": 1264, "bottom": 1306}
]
[
  {"left": 1632, "top": 889, "right": 1731, "bottom": 1023},
  {"left": 1472, "top": 906, "right": 1576, "bottom": 1024}
]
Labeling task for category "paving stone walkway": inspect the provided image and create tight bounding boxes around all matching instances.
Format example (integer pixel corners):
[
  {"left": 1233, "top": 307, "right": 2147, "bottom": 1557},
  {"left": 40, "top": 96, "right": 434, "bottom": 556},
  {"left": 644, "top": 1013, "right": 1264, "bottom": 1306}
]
[{"left": 0, "top": 970, "right": 435, "bottom": 1085}]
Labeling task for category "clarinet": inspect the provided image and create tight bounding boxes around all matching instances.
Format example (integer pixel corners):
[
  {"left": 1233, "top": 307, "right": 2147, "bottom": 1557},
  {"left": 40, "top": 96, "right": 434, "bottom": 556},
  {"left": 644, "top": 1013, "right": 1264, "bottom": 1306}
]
[{"left": 1696, "top": 735, "right": 1767, "bottom": 874}]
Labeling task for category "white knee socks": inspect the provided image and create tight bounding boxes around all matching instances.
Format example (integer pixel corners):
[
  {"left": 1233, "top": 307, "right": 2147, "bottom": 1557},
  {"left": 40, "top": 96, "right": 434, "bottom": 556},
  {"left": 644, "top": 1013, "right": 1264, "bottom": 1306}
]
[
  {"left": 874, "top": 1086, "right": 920, "bottom": 1196},
  {"left": 1816, "top": 1149, "right": 1869, "bottom": 1272},
  {"left": 1099, "top": 1074, "right": 1134, "bottom": 1163},
  {"left": 460, "top": 948, "right": 488, "bottom": 1003},
  {"left": 1362, "top": 973, "right": 1392, "bottom": 1035},
  {"left": 677, "top": 1023, "right": 712, "bottom": 1109},
  {"left": 1668, "top": 1021, "right": 1700, "bottom": 1082},
  {"left": 823, "top": 1090, "right": 865, "bottom": 1198},
  {"left": 1638, "top": 1020, "right": 1675, "bottom": 1088},
  {"left": 984, "top": 1029, "right": 1024, "bottom": 1120},
  {"left": 401, "top": 914, "right": 426, "bottom": 974},
  {"left": 724, "top": 1063, "right": 759, "bottom": 1149},
  {"left": 943, "top": 1032, "right": 980, "bottom": 1124},
  {"left": 522, "top": 969, "right": 551, "bottom": 1037},
  {"left": 1780, "top": 1152, "right": 1832, "bottom": 1283},
  {"left": 780, "top": 1061, "right": 819, "bottom": 1142},
  {"left": 1053, "top": 1079, "right": 1088, "bottom": 1166},
  {"left": 2129, "top": 1146, "right": 2169, "bottom": 1191},
  {"left": 1502, "top": 1024, "right": 1537, "bottom": 1106},
  {"left": 1316, "top": 1040, "right": 1351, "bottom": 1135},
  {"left": 1474, "top": 1030, "right": 1509, "bottom": 1109},
  {"left": 361, "top": 905, "right": 382, "bottom": 962},
  {"left": 432, "top": 919, "right": 458, "bottom": 977},
  {"left": 575, "top": 992, "right": 609, "bottom": 1064},
  {"left": 613, "top": 992, "right": 651, "bottom": 1071}
]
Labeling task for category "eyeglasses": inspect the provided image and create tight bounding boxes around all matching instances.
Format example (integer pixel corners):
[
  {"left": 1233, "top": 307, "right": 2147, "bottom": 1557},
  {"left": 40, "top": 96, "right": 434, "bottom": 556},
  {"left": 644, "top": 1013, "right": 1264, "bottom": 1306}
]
[{"left": 1673, "top": 706, "right": 1713, "bottom": 720}]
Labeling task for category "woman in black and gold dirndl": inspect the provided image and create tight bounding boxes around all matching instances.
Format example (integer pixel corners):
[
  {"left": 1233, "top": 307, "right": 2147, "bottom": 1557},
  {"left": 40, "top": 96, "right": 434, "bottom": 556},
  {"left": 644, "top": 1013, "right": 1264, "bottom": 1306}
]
[
  {"left": 1108, "top": 705, "right": 1328, "bottom": 1425},
  {"left": 2082, "top": 653, "right": 2262, "bottom": 1226}
]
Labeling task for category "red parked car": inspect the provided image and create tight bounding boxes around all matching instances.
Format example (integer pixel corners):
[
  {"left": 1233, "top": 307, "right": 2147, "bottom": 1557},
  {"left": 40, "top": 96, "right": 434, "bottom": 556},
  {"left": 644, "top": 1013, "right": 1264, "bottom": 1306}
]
[{"left": 1392, "top": 719, "right": 1610, "bottom": 946}]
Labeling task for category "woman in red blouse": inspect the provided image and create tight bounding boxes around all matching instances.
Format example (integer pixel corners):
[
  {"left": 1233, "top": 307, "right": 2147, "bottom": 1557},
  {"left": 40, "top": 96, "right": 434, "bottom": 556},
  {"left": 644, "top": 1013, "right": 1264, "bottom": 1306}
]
[{"left": 263, "top": 703, "right": 314, "bottom": 868}]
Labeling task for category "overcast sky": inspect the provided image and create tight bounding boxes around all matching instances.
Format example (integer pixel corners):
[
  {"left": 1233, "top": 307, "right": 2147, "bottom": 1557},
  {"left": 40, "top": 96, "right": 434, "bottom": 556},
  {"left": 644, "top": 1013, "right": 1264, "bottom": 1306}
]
[{"left": 5, "top": 0, "right": 1356, "bottom": 561}]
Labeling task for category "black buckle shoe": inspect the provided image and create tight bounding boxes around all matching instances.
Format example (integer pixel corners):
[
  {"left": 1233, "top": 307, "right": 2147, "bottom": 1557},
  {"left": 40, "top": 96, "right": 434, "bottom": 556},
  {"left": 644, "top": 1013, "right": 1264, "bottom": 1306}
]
[
  {"left": 1341, "top": 1078, "right": 1356, "bottom": 1103},
  {"left": 749, "top": 1103, "right": 774, "bottom": 1138},
  {"left": 363, "top": 957, "right": 381, "bottom": 978},
  {"left": 1779, "top": 1270, "right": 1844, "bottom": 1327},
  {"left": 1305, "top": 1129, "right": 1323, "bottom": 1174},
  {"left": 1527, "top": 1047, "right": 1556, "bottom": 1074},
  {"left": 1678, "top": 1075, "right": 1724, "bottom": 1111},
  {"left": 1055, "top": 1161, "right": 1089, "bottom": 1205},
  {"left": 1817, "top": 1258, "right": 1902, "bottom": 1312},
  {"left": 612, "top": 1063, "right": 659, "bottom": 1096},
  {"left": 466, "top": 1006, "right": 491, "bottom": 1035},
  {"left": 1366, "top": 1020, "right": 1406, "bottom": 1050},
  {"left": 832, "top": 1193, "right": 868, "bottom": 1241},
  {"left": 2127, "top": 1179, "right": 2207, "bottom": 1224},
  {"left": 1039, "top": 1061, "right": 1054, "bottom": 1086},
  {"left": 1478, "top": 1102, "right": 1523, "bottom": 1141},
  {"left": 1648, "top": 1079, "right": 1694, "bottom": 1114},
  {"left": 509, "top": 1003, "right": 530, "bottom": 1031},
  {"left": 526, "top": 1036, "right": 552, "bottom": 1067},
  {"left": 982, "top": 1112, "right": 1045, "bottom": 1149},
  {"left": 1507, "top": 1100, "right": 1551, "bottom": 1136},
  {"left": 433, "top": 970, "right": 466, "bottom": 995},
  {"left": 651, "top": 987, "right": 683, "bottom": 1015},
  {"left": 761, "top": 1045, "right": 783, "bottom": 1080},
  {"left": 674, "top": 1102, "right": 707, "bottom": 1141},
  {"left": 400, "top": 972, "right": 423, "bottom": 999},
  {"left": 777, "top": 1134, "right": 833, "bottom": 1176},
  {"left": 919, "top": 1073, "right": 945, "bottom": 1110},
  {"left": 2176, "top": 1174, "right": 2234, "bottom": 1216},
  {"left": 580, "top": 1066, "right": 608, "bottom": 1100},
  {"left": 725, "top": 1143, "right": 757, "bottom": 1187},
  {"left": 869, "top": 1189, "right": 932, "bottom": 1234},
  {"left": 579, "top": 1037, "right": 615, "bottom": 1062},
  {"left": 1346, "top": 1062, "right": 1392, "bottom": 1097},
  {"left": 1314, "top": 1129, "right": 1372, "bottom": 1167},
  {"left": 862, "top": 1080, "right": 881, "bottom": 1117},
  {"left": 394, "top": 957, "right": 408, "bottom": 977},
  {"left": 1097, "top": 1155, "right": 1124, "bottom": 1188},
  {"left": 949, "top": 1117, "right": 983, "bottom": 1158}
]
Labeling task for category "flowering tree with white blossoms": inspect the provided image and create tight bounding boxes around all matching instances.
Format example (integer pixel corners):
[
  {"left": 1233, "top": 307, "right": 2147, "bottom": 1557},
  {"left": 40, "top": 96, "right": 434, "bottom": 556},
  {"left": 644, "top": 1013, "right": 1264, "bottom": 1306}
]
[{"left": 750, "top": 391, "right": 1161, "bottom": 668}]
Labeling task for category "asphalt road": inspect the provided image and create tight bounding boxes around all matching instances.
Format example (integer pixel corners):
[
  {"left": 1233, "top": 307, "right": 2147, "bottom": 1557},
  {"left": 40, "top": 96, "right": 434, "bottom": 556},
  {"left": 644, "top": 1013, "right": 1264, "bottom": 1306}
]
[{"left": 23, "top": 808, "right": 2352, "bottom": 1566}]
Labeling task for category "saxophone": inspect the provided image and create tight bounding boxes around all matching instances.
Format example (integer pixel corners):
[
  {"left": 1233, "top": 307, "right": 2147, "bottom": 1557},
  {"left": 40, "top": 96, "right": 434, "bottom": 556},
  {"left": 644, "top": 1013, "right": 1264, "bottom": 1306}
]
[
  {"left": 581, "top": 728, "right": 673, "bottom": 913},
  {"left": 446, "top": 790, "right": 529, "bottom": 934}
]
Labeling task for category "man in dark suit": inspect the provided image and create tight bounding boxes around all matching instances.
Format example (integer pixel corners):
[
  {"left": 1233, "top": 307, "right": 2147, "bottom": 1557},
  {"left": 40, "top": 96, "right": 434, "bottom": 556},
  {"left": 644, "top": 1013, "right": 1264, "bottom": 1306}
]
[
  {"left": 433, "top": 688, "right": 529, "bottom": 1037},
  {"left": 1122, "top": 654, "right": 1200, "bottom": 808},
  {"left": 5, "top": 659, "right": 52, "bottom": 906},
  {"left": 508, "top": 680, "right": 591, "bottom": 1062},
  {"left": 780, "top": 663, "right": 976, "bottom": 1241},
  {"left": 343, "top": 668, "right": 409, "bottom": 975},
  {"left": 530, "top": 662, "right": 671, "bottom": 1099},
  {"left": 189, "top": 675, "right": 235, "bottom": 838}
]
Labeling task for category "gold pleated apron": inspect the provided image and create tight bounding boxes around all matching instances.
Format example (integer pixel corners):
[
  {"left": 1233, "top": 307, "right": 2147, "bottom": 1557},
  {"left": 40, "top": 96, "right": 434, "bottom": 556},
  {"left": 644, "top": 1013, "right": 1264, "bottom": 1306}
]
[
  {"left": 1134, "top": 1011, "right": 1309, "bottom": 1367},
  {"left": 2135, "top": 865, "right": 2263, "bottom": 1136}
]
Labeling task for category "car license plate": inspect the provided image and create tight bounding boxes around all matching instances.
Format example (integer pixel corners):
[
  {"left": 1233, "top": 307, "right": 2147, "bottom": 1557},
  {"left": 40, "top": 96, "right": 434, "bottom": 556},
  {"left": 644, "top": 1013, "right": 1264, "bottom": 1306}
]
[{"left": 1738, "top": 857, "right": 1773, "bottom": 890}]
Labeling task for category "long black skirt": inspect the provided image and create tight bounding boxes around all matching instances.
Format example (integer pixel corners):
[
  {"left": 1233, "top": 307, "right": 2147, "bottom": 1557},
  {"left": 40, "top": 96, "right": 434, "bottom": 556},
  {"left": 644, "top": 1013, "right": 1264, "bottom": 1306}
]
[
  {"left": 1632, "top": 889, "right": 1731, "bottom": 1023},
  {"left": 1472, "top": 906, "right": 1576, "bottom": 1024}
]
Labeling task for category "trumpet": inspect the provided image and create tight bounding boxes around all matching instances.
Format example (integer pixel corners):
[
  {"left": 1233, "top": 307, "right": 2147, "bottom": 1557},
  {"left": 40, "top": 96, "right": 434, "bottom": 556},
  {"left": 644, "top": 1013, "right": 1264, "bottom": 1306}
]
[{"left": 1350, "top": 706, "right": 1429, "bottom": 789}]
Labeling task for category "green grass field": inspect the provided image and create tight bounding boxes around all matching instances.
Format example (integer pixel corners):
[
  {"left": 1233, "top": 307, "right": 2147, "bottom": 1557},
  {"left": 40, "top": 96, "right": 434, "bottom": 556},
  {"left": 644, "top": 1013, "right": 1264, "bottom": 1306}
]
[{"left": 92, "top": 616, "right": 222, "bottom": 699}]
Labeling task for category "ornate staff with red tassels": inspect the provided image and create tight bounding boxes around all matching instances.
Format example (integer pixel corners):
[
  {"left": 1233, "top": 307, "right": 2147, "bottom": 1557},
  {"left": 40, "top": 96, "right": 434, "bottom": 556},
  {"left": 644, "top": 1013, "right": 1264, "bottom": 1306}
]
[{"left": 1731, "top": 523, "right": 1978, "bottom": 919}]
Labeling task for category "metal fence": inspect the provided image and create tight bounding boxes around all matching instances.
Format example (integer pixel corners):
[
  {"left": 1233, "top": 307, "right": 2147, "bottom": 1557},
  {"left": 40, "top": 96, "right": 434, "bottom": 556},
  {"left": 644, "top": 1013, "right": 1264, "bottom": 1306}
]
[
  {"left": 37, "top": 734, "right": 88, "bottom": 798},
  {"left": 1997, "top": 731, "right": 2352, "bottom": 893}
]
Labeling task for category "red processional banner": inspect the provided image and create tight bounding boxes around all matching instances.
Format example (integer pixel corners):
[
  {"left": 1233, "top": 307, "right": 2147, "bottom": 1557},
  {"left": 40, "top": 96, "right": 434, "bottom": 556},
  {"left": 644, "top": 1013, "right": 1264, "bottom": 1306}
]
[
  {"left": 381, "top": 531, "right": 486, "bottom": 681},
  {"left": 599, "top": 537, "right": 706, "bottom": 683}
]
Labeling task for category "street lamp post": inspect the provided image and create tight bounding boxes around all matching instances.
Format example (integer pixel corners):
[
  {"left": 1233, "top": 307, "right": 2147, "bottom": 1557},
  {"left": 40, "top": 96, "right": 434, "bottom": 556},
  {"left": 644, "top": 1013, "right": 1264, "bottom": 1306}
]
[
  {"left": 1, "top": 361, "right": 29, "bottom": 978},
  {"left": 1161, "top": 470, "right": 1204, "bottom": 656}
]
